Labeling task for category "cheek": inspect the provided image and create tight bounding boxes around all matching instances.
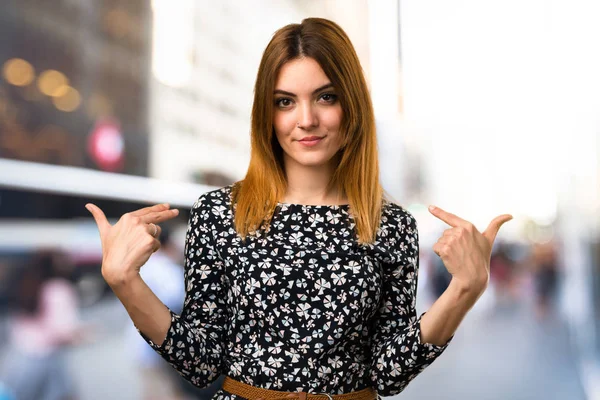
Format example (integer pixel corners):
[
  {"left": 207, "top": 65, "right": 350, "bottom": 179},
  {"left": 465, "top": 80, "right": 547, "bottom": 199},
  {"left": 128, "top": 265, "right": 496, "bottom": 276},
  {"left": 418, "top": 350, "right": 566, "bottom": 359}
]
[
  {"left": 322, "top": 107, "right": 343, "bottom": 130},
  {"left": 323, "top": 108, "right": 343, "bottom": 143},
  {"left": 273, "top": 112, "right": 294, "bottom": 136}
]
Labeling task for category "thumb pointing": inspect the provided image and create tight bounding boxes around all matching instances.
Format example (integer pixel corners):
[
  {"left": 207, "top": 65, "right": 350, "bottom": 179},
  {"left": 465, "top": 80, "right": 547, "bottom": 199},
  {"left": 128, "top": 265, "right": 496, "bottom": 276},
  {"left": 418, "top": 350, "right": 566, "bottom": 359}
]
[
  {"left": 482, "top": 214, "right": 513, "bottom": 245},
  {"left": 85, "top": 203, "right": 110, "bottom": 236}
]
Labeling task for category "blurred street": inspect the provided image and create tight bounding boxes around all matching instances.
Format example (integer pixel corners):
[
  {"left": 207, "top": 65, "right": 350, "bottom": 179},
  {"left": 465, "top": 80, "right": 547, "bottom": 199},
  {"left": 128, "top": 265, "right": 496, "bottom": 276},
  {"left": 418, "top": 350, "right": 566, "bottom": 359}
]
[
  {"left": 0, "top": 292, "right": 585, "bottom": 400},
  {"left": 1, "top": 1, "right": 599, "bottom": 399},
  {"left": 402, "top": 296, "right": 587, "bottom": 400}
]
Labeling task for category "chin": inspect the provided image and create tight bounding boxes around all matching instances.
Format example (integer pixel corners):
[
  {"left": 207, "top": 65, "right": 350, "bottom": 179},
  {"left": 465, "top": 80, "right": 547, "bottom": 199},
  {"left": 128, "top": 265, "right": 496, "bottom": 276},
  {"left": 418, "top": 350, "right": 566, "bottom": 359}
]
[{"left": 290, "top": 154, "right": 332, "bottom": 167}]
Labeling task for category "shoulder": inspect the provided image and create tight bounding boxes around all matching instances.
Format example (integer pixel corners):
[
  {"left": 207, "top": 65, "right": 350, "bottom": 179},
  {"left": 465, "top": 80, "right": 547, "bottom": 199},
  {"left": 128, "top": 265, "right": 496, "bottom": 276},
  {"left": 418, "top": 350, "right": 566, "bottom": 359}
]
[
  {"left": 372, "top": 200, "right": 419, "bottom": 263},
  {"left": 192, "top": 185, "right": 234, "bottom": 212},
  {"left": 188, "top": 185, "right": 236, "bottom": 233},
  {"left": 379, "top": 199, "right": 418, "bottom": 237}
]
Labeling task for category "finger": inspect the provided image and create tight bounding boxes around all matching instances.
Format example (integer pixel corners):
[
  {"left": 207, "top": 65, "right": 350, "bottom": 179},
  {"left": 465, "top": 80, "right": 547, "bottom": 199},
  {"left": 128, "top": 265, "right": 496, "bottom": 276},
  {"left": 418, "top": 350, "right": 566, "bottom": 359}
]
[
  {"left": 428, "top": 205, "right": 467, "bottom": 228},
  {"left": 482, "top": 214, "right": 513, "bottom": 245},
  {"left": 140, "top": 208, "right": 179, "bottom": 224},
  {"left": 146, "top": 223, "right": 162, "bottom": 238},
  {"left": 152, "top": 238, "right": 161, "bottom": 253},
  {"left": 436, "top": 236, "right": 451, "bottom": 246},
  {"left": 130, "top": 203, "right": 170, "bottom": 217},
  {"left": 432, "top": 242, "right": 445, "bottom": 258},
  {"left": 442, "top": 228, "right": 458, "bottom": 238},
  {"left": 85, "top": 203, "right": 111, "bottom": 237}
]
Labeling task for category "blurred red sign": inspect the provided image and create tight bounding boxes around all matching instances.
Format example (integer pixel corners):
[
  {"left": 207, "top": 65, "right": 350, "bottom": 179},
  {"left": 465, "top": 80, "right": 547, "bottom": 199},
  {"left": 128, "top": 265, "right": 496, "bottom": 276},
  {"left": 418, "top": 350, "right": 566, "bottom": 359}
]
[{"left": 87, "top": 119, "right": 125, "bottom": 172}]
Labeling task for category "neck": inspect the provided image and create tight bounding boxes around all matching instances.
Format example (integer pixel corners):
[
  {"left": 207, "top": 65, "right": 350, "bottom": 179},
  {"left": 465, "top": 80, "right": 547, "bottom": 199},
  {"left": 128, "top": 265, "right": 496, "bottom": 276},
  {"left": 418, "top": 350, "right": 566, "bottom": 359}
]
[{"left": 281, "top": 155, "right": 346, "bottom": 205}]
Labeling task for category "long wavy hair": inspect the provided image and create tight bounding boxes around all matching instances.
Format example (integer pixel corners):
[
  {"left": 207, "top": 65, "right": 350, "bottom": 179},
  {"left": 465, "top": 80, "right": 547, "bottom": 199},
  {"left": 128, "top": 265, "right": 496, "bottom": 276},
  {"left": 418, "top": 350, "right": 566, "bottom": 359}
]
[{"left": 232, "top": 17, "right": 383, "bottom": 244}]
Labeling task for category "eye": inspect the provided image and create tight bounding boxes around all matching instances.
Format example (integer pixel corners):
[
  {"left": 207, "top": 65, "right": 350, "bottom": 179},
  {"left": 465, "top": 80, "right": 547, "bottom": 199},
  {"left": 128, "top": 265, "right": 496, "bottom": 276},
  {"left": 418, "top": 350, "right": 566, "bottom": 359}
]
[
  {"left": 275, "top": 98, "right": 293, "bottom": 108},
  {"left": 319, "top": 93, "right": 338, "bottom": 104}
]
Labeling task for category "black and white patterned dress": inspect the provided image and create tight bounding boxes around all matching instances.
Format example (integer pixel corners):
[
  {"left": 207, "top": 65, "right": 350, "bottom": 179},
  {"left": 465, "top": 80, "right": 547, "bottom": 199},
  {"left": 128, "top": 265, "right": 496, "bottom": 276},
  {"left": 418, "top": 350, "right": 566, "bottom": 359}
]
[{"left": 140, "top": 185, "right": 451, "bottom": 398}]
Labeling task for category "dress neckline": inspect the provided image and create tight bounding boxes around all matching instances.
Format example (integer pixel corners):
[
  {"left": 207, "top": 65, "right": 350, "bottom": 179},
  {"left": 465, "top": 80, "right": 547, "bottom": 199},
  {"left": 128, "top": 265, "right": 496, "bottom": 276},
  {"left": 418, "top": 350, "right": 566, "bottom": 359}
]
[{"left": 276, "top": 202, "right": 350, "bottom": 209}]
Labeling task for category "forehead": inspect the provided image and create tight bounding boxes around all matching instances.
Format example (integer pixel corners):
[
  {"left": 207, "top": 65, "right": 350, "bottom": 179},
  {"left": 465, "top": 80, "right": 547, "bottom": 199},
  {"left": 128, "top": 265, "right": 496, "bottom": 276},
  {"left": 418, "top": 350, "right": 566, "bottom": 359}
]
[{"left": 275, "top": 57, "right": 331, "bottom": 90}]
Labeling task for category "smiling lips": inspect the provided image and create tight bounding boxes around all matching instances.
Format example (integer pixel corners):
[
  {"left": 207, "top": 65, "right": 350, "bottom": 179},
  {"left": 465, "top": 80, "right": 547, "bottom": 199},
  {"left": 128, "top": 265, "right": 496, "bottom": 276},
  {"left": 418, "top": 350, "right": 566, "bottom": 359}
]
[{"left": 298, "top": 136, "right": 324, "bottom": 147}]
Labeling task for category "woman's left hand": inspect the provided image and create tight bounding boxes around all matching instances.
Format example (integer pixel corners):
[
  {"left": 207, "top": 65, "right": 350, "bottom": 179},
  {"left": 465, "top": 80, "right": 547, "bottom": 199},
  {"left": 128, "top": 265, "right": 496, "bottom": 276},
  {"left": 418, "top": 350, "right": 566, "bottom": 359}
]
[{"left": 428, "top": 205, "right": 513, "bottom": 298}]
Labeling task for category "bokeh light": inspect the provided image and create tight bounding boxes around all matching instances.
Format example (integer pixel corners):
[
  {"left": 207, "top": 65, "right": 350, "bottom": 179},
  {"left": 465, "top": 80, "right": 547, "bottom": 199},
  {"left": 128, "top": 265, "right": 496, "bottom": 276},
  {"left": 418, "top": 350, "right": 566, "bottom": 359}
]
[
  {"left": 2, "top": 58, "right": 35, "bottom": 87},
  {"left": 52, "top": 86, "right": 81, "bottom": 112},
  {"left": 37, "top": 69, "right": 69, "bottom": 97}
]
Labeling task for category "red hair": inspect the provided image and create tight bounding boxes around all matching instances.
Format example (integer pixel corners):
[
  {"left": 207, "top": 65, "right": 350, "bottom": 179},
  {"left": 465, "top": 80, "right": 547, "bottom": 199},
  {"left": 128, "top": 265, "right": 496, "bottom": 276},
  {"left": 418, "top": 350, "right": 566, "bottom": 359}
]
[{"left": 232, "top": 18, "right": 383, "bottom": 244}]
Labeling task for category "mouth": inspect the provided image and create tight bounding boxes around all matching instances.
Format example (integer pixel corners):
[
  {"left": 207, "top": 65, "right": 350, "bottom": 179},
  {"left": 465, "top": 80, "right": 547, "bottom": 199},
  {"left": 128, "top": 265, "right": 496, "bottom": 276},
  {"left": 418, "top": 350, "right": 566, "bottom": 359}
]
[{"left": 297, "top": 136, "right": 325, "bottom": 147}]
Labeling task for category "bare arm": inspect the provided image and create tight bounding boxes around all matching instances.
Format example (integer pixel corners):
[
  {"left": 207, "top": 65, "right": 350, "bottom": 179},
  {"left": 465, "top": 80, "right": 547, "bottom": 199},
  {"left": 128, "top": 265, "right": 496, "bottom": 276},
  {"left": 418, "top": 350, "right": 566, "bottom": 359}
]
[
  {"left": 111, "top": 275, "right": 172, "bottom": 345},
  {"left": 420, "top": 278, "right": 478, "bottom": 346}
]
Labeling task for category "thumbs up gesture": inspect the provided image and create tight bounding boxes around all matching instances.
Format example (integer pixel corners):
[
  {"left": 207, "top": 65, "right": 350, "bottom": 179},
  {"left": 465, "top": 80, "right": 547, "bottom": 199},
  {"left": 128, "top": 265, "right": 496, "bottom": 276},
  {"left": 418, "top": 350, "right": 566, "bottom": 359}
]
[
  {"left": 85, "top": 203, "right": 180, "bottom": 288},
  {"left": 428, "top": 205, "right": 513, "bottom": 297}
]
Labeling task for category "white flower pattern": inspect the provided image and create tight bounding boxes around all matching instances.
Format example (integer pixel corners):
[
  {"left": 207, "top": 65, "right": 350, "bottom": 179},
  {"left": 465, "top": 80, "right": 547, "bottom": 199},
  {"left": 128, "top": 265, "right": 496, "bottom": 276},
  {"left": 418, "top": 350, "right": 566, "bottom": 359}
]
[{"left": 139, "top": 186, "right": 450, "bottom": 398}]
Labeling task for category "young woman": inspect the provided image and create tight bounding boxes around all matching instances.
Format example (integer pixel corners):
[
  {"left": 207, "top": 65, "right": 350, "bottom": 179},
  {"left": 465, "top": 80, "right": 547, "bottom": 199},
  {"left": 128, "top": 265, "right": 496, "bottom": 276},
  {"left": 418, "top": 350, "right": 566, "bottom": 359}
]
[{"left": 86, "top": 18, "right": 512, "bottom": 399}]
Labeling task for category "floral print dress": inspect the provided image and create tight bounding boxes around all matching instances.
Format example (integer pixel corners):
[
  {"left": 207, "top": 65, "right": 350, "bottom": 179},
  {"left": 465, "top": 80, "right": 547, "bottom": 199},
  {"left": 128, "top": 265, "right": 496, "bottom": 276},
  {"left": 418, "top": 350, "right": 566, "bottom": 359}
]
[{"left": 139, "top": 186, "right": 451, "bottom": 398}]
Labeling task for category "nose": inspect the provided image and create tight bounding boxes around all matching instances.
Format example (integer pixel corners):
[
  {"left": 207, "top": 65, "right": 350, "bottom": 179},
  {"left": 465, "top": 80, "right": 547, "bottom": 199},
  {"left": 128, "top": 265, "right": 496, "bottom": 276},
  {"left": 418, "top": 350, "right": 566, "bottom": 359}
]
[{"left": 296, "top": 102, "right": 318, "bottom": 129}]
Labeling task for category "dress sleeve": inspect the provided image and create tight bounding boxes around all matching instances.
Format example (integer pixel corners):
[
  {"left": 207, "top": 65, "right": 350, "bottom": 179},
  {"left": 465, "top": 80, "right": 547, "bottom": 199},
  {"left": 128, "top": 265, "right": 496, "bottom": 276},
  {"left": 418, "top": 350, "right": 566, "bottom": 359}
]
[
  {"left": 138, "top": 193, "right": 228, "bottom": 388},
  {"left": 369, "top": 207, "right": 451, "bottom": 396}
]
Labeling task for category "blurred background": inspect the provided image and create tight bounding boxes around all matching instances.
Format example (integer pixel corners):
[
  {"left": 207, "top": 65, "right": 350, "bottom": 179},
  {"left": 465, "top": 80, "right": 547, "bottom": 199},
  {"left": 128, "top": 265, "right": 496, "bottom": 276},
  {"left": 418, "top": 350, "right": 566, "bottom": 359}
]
[{"left": 0, "top": 0, "right": 598, "bottom": 399}]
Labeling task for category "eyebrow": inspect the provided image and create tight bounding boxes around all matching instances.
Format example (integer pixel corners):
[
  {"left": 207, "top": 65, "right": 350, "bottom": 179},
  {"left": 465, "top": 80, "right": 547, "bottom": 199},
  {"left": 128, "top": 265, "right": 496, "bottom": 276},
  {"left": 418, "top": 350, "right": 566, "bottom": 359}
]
[{"left": 274, "top": 83, "right": 334, "bottom": 97}]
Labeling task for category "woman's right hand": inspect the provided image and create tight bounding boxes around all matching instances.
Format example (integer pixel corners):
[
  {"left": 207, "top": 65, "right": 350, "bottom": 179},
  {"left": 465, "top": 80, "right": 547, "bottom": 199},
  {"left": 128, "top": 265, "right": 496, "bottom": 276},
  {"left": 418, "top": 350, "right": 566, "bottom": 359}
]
[{"left": 85, "top": 202, "right": 180, "bottom": 287}]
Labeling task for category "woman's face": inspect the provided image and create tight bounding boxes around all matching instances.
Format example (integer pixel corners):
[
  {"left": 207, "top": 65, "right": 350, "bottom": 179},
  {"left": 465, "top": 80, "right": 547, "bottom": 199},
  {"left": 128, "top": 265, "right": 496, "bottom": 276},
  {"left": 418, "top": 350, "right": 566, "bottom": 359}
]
[{"left": 273, "top": 57, "right": 343, "bottom": 171}]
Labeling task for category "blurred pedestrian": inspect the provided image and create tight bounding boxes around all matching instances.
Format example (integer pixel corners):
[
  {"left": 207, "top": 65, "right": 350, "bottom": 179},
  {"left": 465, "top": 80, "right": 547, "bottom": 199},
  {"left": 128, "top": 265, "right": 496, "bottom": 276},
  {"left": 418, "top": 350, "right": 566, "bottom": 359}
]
[
  {"left": 489, "top": 241, "right": 517, "bottom": 311},
  {"left": 0, "top": 249, "right": 89, "bottom": 400},
  {"left": 532, "top": 241, "right": 560, "bottom": 320}
]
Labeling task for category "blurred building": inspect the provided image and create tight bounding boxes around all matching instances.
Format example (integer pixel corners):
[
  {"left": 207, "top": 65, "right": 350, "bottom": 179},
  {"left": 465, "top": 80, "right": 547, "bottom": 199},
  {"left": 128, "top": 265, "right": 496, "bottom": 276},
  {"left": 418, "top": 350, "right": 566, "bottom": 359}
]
[
  {"left": 0, "top": 0, "right": 153, "bottom": 219},
  {"left": 397, "top": 2, "right": 600, "bottom": 397},
  {"left": 0, "top": 0, "right": 152, "bottom": 175}
]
